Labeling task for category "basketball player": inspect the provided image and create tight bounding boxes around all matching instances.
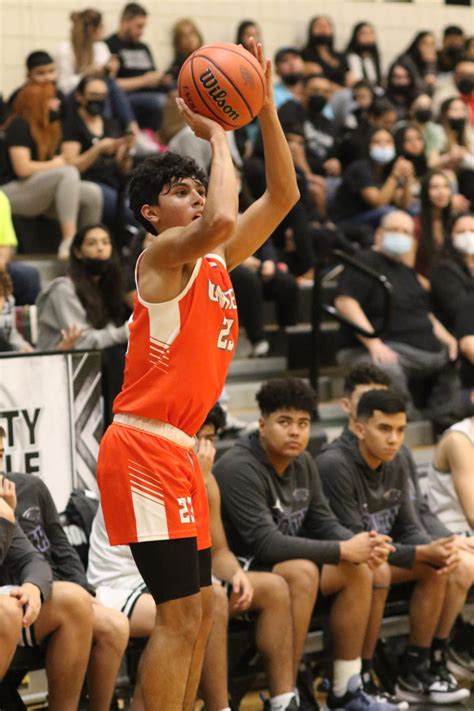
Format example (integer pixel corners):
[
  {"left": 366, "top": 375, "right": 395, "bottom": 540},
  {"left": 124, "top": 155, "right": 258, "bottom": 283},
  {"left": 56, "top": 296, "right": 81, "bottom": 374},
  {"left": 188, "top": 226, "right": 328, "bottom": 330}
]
[{"left": 96, "top": 39, "right": 299, "bottom": 711}]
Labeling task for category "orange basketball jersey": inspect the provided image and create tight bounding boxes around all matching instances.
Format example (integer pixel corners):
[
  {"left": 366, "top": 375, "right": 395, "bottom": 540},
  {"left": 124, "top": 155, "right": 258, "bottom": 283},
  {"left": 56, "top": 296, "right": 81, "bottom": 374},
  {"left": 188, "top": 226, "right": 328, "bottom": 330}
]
[{"left": 113, "top": 252, "right": 238, "bottom": 436}]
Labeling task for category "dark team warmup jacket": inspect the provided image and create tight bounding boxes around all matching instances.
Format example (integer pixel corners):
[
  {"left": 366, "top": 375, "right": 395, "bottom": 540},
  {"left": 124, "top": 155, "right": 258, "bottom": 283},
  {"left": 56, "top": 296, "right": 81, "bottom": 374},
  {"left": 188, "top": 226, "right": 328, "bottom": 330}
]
[{"left": 0, "top": 517, "right": 52, "bottom": 601}]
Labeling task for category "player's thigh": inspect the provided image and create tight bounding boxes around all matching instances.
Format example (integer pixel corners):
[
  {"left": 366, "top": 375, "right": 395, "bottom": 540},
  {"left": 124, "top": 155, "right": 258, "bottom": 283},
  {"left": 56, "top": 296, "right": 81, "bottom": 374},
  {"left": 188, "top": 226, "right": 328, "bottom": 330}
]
[
  {"left": 246, "top": 571, "right": 291, "bottom": 612},
  {"left": 272, "top": 558, "right": 320, "bottom": 592},
  {"left": 34, "top": 581, "right": 93, "bottom": 643},
  {"left": 129, "top": 593, "right": 157, "bottom": 638},
  {"left": 390, "top": 562, "right": 439, "bottom": 585}
]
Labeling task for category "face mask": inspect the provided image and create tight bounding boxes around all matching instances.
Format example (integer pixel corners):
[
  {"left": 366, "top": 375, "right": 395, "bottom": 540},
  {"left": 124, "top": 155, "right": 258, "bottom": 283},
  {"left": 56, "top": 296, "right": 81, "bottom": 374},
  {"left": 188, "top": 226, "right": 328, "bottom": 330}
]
[
  {"left": 310, "top": 34, "right": 333, "bottom": 49},
  {"left": 414, "top": 108, "right": 432, "bottom": 124},
  {"left": 283, "top": 72, "right": 304, "bottom": 87},
  {"left": 355, "top": 41, "right": 376, "bottom": 54},
  {"left": 457, "top": 78, "right": 474, "bottom": 96},
  {"left": 307, "top": 94, "right": 327, "bottom": 114},
  {"left": 453, "top": 231, "right": 474, "bottom": 256},
  {"left": 48, "top": 109, "right": 61, "bottom": 123},
  {"left": 85, "top": 99, "right": 106, "bottom": 117},
  {"left": 82, "top": 257, "right": 112, "bottom": 275},
  {"left": 382, "top": 232, "right": 413, "bottom": 257},
  {"left": 370, "top": 145, "right": 395, "bottom": 164},
  {"left": 446, "top": 46, "right": 462, "bottom": 61},
  {"left": 448, "top": 116, "right": 465, "bottom": 132},
  {"left": 390, "top": 83, "right": 411, "bottom": 95}
]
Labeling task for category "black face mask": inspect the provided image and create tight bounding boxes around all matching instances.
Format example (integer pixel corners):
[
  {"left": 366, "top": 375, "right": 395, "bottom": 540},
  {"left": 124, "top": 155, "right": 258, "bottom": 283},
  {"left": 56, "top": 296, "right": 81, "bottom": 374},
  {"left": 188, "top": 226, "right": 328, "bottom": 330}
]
[
  {"left": 85, "top": 99, "right": 106, "bottom": 117},
  {"left": 82, "top": 257, "right": 112, "bottom": 275},
  {"left": 48, "top": 109, "right": 61, "bottom": 123},
  {"left": 283, "top": 73, "right": 304, "bottom": 87},
  {"left": 354, "top": 41, "right": 376, "bottom": 54},
  {"left": 402, "top": 150, "right": 427, "bottom": 176},
  {"left": 307, "top": 94, "right": 327, "bottom": 114},
  {"left": 448, "top": 116, "right": 466, "bottom": 132},
  {"left": 446, "top": 45, "right": 462, "bottom": 60},
  {"left": 310, "top": 34, "right": 333, "bottom": 50},
  {"left": 414, "top": 108, "right": 432, "bottom": 124},
  {"left": 390, "top": 83, "right": 411, "bottom": 95},
  {"left": 457, "top": 78, "right": 474, "bottom": 96}
]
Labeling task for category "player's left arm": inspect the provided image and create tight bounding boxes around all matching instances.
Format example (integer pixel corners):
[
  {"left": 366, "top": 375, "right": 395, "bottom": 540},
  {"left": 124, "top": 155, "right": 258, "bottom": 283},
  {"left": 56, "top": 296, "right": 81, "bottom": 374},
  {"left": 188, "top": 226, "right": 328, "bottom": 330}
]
[{"left": 224, "top": 40, "right": 300, "bottom": 271}]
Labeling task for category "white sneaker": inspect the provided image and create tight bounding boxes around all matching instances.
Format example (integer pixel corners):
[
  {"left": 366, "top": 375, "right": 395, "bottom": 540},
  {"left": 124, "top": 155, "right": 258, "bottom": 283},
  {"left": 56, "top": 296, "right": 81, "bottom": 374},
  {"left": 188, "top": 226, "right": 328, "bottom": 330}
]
[
  {"left": 57, "top": 237, "right": 73, "bottom": 261},
  {"left": 251, "top": 340, "right": 270, "bottom": 358}
]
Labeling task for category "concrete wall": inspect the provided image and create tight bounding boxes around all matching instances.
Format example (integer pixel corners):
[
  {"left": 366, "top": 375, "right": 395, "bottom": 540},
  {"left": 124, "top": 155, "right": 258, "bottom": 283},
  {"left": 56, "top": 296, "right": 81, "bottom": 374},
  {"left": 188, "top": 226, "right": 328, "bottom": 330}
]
[{"left": 1, "top": 0, "right": 472, "bottom": 97}]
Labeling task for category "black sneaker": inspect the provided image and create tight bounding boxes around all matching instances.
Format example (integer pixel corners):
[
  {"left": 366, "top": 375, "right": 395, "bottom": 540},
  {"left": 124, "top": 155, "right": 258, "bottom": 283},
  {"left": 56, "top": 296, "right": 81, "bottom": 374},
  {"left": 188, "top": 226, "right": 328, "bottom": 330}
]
[
  {"left": 362, "top": 670, "right": 408, "bottom": 709},
  {"left": 323, "top": 674, "right": 396, "bottom": 710},
  {"left": 430, "top": 651, "right": 470, "bottom": 704},
  {"left": 396, "top": 659, "right": 470, "bottom": 705}
]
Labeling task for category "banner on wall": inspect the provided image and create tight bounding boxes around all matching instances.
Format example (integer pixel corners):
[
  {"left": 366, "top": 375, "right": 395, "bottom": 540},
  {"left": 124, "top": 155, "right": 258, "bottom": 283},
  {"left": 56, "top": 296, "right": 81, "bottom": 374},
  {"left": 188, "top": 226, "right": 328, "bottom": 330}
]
[{"left": 0, "top": 350, "right": 103, "bottom": 511}]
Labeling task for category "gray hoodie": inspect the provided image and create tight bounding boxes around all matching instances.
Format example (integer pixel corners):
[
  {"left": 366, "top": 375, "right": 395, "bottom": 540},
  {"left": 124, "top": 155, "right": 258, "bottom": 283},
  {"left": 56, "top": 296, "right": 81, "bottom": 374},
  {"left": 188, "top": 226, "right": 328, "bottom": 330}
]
[{"left": 36, "top": 276, "right": 128, "bottom": 351}]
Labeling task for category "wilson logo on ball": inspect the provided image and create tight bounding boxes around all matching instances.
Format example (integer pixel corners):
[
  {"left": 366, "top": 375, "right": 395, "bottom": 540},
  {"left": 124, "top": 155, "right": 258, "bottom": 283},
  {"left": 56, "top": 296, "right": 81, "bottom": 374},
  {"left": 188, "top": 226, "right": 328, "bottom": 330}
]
[{"left": 199, "top": 69, "right": 240, "bottom": 122}]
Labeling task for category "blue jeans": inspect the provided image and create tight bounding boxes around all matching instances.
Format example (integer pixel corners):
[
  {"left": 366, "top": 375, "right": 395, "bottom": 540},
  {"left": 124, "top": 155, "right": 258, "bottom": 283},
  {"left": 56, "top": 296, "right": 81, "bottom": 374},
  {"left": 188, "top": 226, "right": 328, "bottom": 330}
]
[
  {"left": 97, "top": 182, "right": 137, "bottom": 228},
  {"left": 8, "top": 261, "right": 41, "bottom": 305},
  {"left": 128, "top": 91, "right": 168, "bottom": 131},
  {"left": 347, "top": 205, "right": 395, "bottom": 229}
]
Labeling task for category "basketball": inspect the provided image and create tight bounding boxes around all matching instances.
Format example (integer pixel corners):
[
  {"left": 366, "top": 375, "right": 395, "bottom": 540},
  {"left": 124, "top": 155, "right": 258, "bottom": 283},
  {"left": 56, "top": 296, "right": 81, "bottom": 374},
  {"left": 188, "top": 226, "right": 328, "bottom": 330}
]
[{"left": 178, "top": 42, "right": 266, "bottom": 131}]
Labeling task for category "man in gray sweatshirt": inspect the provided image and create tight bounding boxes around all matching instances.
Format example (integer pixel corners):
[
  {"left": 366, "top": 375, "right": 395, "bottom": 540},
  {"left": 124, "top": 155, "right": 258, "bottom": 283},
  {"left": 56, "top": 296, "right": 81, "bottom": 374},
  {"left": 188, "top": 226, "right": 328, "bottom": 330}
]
[
  {"left": 316, "top": 388, "right": 471, "bottom": 707},
  {"left": 214, "top": 377, "right": 396, "bottom": 711}
]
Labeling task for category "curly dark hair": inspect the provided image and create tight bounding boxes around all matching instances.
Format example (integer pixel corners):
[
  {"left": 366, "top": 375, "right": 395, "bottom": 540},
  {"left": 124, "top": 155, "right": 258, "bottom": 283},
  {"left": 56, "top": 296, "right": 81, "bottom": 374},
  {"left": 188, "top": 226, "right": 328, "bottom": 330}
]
[
  {"left": 356, "top": 389, "right": 406, "bottom": 420},
  {"left": 129, "top": 153, "right": 209, "bottom": 235},
  {"left": 69, "top": 223, "right": 125, "bottom": 329},
  {"left": 200, "top": 403, "right": 227, "bottom": 434},
  {"left": 343, "top": 364, "right": 391, "bottom": 395},
  {"left": 256, "top": 377, "right": 317, "bottom": 417}
]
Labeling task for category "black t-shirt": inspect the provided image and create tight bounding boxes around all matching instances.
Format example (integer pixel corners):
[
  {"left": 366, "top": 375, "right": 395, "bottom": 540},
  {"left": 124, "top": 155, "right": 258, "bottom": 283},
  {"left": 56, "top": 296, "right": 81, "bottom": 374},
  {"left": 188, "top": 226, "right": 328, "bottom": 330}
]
[
  {"left": 62, "top": 112, "right": 122, "bottom": 188},
  {"left": 456, "top": 295, "right": 474, "bottom": 389},
  {"left": 1, "top": 117, "right": 39, "bottom": 184},
  {"left": 278, "top": 99, "right": 337, "bottom": 175},
  {"left": 106, "top": 33, "right": 155, "bottom": 86},
  {"left": 337, "top": 249, "right": 442, "bottom": 353},
  {"left": 302, "top": 46, "right": 349, "bottom": 86},
  {"left": 330, "top": 158, "right": 388, "bottom": 221}
]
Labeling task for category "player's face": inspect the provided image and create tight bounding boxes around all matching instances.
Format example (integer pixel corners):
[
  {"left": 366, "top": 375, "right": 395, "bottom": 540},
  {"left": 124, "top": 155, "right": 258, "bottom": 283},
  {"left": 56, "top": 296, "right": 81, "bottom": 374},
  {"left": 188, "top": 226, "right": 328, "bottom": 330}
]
[
  {"left": 197, "top": 423, "right": 217, "bottom": 444},
  {"left": 152, "top": 178, "right": 207, "bottom": 233},
  {"left": 355, "top": 410, "right": 406, "bottom": 464},
  {"left": 28, "top": 63, "right": 57, "bottom": 85},
  {"left": 341, "top": 383, "right": 388, "bottom": 422},
  {"left": 259, "top": 408, "right": 311, "bottom": 461}
]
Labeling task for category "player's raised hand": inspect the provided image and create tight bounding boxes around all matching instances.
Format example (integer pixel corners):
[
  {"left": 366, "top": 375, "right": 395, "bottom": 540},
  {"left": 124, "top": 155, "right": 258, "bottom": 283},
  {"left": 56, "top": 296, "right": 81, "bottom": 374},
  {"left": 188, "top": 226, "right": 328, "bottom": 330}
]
[
  {"left": 245, "top": 37, "right": 272, "bottom": 110},
  {"left": 175, "top": 97, "right": 225, "bottom": 141}
]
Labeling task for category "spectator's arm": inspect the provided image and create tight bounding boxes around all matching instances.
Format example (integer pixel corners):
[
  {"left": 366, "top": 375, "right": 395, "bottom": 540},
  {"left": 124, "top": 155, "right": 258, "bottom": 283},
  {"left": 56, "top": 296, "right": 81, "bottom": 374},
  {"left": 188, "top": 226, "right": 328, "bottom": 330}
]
[
  {"left": 61, "top": 139, "right": 103, "bottom": 173},
  {"left": 115, "top": 71, "right": 161, "bottom": 92},
  {"left": 459, "top": 335, "right": 474, "bottom": 364},
  {"left": 334, "top": 295, "right": 377, "bottom": 349},
  {"left": 444, "top": 433, "right": 474, "bottom": 529},
  {"left": 207, "top": 474, "right": 241, "bottom": 583},
  {"left": 428, "top": 313, "right": 457, "bottom": 358},
  {"left": 9, "top": 147, "right": 64, "bottom": 178},
  {"left": 360, "top": 173, "right": 398, "bottom": 208}
]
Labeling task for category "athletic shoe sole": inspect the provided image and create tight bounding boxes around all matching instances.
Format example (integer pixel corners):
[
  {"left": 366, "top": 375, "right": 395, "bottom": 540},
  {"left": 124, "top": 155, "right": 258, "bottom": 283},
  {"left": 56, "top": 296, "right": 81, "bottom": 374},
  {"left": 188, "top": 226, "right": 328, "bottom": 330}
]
[
  {"left": 429, "top": 687, "right": 471, "bottom": 704},
  {"left": 447, "top": 657, "right": 474, "bottom": 681}
]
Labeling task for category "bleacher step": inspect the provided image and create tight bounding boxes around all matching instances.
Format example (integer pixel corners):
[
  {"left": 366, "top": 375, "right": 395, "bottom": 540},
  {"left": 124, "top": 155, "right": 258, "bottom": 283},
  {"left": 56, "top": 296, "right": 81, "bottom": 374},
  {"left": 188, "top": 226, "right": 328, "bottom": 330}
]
[
  {"left": 17, "top": 255, "right": 64, "bottom": 287},
  {"left": 227, "top": 356, "right": 287, "bottom": 381},
  {"left": 226, "top": 376, "right": 343, "bottom": 409}
]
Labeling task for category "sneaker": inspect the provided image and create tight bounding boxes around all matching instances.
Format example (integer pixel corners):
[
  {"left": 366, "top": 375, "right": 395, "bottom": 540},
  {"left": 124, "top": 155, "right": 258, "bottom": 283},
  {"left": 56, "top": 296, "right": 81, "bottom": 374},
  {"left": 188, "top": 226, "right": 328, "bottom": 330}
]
[
  {"left": 251, "top": 339, "right": 270, "bottom": 358},
  {"left": 262, "top": 694, "right": 300, "bottom": 710},
  {"left": 396, "top": 660, "right": 470, "bottom": 705},
  {"left": 57, "top": 237, "right": 73, "bottom": 261},
  {"left": 323, "top": 674, "right": 395, "bottom": 710},
  {"left": 447, "top": 644, "right": 474, "bottom": 681},
  {"left": 362, "top": 670, "right": 408, "bottom": 709},
  {"left": 430, "top": 652, "right": 470, "bottom": 704}
]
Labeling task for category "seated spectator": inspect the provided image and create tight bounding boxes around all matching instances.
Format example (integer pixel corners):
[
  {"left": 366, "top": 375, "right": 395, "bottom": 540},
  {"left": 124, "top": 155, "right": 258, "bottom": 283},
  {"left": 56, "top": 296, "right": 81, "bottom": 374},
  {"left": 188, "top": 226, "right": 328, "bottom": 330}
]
[
  {"left": 106, "top": 3, "right": 173, "bottom": 133},
  {"left": 385, "top": 60, "right": 420, "bottom": 121},
  {"left": 428, "top": 414, "right": 474, "bottom": 535},
  {"left": 0, "top": 266, "right": 33, "bottom": 353},
  {"left": 433, "top": 57, "right": 474, "bottom": 124},
  {"left": 36, "top": 224, "right": 129, "bottom": 424},
  {"left": 330, "top": 128, "right": 414, "bottom": 229},
  {"left": 0, "top": 455, "right": 94, "bottom": 709},
  {"left": 88, "top": 407, "right": 298, "bottom": 710},
  {"left": 0, "top": 82, "right": 102, "bottom": 259},
  {"left": 397, "top": 94, "right": 445, "bottom": 169},
  {"left": 0, "top": 190, "right": 41, "bottom": 305},
  {"left": 431, "top": 212, "right": 474, "bottom": 332},
  {"left": 438, "top": 97, "right": 474, "bottom": 205},
  {"left": 166, "top": 18, "right": 204, "bottom": 83},
  {"left": 464, "top": 36, "right": 474, "bottom": 64},
  {"left": 341, "top": 79, "right": 376, "bottom": 131},
  {"left": 302, "top": 15, "right": 352, "bottom": 89},
  {"left": 455, "top": 294, "right": 474, "bottom": 415},
  {"left": 394, "top": 122, "right": 429, "bottom": 210},
  {"left": 235, "top": 19, "right": 262, "bottom": 52},
  {"left": 6, "top": 468, "right": 129, "bottom": 711},
  {"left": 6, "top": 50, "right": 67, "bottom": 119},
  {"left": 214, "top": 377, "right": 396, "bottom": 711},
  {"left": 317, "top": 389, "right": 470, "bottom": 706},
  {"left": 61, "top": 75, "right": 136, "bottom": 228},
  {"left": 398, "top": 31, "right": 437, "bottom": 95},
  {"left": 335, "top": 210, "right": 459, "bottom": 423},
  {"left": 338, "top": 98, "right": 397, "bottom": 169},
  {"left": 437, "top": 26, "right": 466, "bottom": 75},
  {"left": 345, "top": 22, "right": 382, "bottom": 87},
  {"left": 335, "top": 364, "right": 474, "bottom": 684},
  {"left": 272, "top": 47, "right": 305, "bottom": 110}
]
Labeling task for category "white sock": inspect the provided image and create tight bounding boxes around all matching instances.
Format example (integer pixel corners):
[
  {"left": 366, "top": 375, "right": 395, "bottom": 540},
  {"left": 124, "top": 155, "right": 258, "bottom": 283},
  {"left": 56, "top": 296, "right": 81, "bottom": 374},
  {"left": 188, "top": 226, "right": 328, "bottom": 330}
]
[
  {"left": 332, "top": 658, "right": 362, "bottom": 698},
  {"left": 293, "top": 686, "right": 300, "bottom": 705},
  {"left": 218, "top": 708, "right": 231, "bottom": 711},
  {"left": 270, "top": 691, "right": 296, "bottom": 710}
]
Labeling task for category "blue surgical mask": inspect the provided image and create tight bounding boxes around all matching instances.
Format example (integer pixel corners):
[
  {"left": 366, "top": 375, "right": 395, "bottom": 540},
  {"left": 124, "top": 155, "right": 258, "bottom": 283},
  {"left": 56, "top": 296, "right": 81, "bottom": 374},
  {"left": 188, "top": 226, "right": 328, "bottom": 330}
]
[
  {"left": 382, "top": 232, "right": 413, "bottom": 257},
  {"left": 370, "top": 145, "right": 395, "bottom": 164}
]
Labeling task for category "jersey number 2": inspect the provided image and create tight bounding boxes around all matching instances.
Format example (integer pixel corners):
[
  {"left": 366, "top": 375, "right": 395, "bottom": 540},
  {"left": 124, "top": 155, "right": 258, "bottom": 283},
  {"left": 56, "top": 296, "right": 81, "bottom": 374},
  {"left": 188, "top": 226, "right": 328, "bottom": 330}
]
[{"left": 217, "top": 317, "right": 235, "bottom": 352}]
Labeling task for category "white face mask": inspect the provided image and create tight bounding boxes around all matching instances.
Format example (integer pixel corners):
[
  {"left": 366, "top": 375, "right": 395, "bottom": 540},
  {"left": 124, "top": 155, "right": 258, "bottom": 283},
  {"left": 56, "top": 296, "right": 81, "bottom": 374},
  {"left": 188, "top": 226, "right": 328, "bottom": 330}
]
[
  {"left": 453, "top": 231, "right": 474, "bottom": 256},
  {"left": 382, "top": 232, "right": 413, "bottom": 257}
]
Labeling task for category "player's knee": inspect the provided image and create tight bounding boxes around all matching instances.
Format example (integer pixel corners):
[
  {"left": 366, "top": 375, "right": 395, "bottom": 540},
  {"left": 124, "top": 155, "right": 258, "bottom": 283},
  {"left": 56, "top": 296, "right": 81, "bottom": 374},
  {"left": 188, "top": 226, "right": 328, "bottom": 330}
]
[
  {"left": 93, "top": 606, "right": 130, "bottom": 654},
  {"left": 372, "top": 562, "right": 391, "bottom": 589},
  {"left": 449, "top": 555, "right": 472, "bottom": 592},
  {"left": 156, "top": 594, "right": 203, "bottom": 644},
  {"left": 280, "top": 559, "right": 319, "bottom": 591},
  {"left": 0, "top": 596, "right": 23, "bottom": 639},
  {"left": 51, "top": 581, "right": 93, "bottom": 627},
  {"left": 256, "top": 573, "right": 291, "bottom": 611},
  {"left": 340, "top": 560, "right": 372, "bottom": 589}
]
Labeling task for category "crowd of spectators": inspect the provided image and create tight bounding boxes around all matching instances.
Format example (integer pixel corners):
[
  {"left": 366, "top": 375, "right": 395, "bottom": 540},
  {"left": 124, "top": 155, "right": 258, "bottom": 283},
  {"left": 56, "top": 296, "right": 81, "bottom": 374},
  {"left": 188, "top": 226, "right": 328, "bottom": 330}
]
[{"left": 0, "top": 3, "right": 473, "bottom": 709}]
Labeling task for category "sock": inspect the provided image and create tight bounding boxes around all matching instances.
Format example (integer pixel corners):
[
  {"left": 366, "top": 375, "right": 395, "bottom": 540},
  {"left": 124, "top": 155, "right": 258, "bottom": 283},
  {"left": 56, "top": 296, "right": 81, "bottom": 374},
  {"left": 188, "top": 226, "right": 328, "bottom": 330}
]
[
  {"left": 431, "top": 637, "right": 448, "bottom": 664},
  {"left": 293, "top": 686, "right": 300, "bottom": 705},
  {"left": 332, "top": 658, "right": 362, "bottom": 698},
  {"left": 218, "top": 708, "right": 231, "bottom": 711},
  {"left": 405, "top": 644, "right": 430, "bottom": 671},
  {"left": 270, "top": 692, "right": 296, "bottom": 710}
]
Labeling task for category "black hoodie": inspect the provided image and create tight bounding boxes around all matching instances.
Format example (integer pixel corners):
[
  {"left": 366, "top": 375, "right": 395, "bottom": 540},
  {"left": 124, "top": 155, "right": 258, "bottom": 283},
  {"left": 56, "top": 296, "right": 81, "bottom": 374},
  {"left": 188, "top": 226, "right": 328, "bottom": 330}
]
[
  {"left": 316, "top": 429, "right": 431, "bottom": 568},
  {"left": 213, "top": 431, "right": 353, "bottom": 567}
]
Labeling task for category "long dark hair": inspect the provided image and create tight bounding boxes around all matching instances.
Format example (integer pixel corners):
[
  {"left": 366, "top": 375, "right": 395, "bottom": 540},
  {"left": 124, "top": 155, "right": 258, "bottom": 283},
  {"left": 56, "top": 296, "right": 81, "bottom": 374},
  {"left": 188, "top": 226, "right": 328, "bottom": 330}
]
[
  {"left": 394, "top": 122, "right": 428, "bottom": 177},
  {"left": 402, "top": 31, "right": 433, "bottom": 73},
  {"left": 419, "top": 170, "right": 452, "bottom": 270},
  {"left": 345, "top": 22, "right": 381, "bottom": 84},
  {"left": 439, "top": 211, "right": 474, "bottom": 271},
  {"left": 386, "top": 59, "right": 418, "bottom": 104},
  {"left": 69, "top": 223, "right": 125, "bottom": 329}
]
